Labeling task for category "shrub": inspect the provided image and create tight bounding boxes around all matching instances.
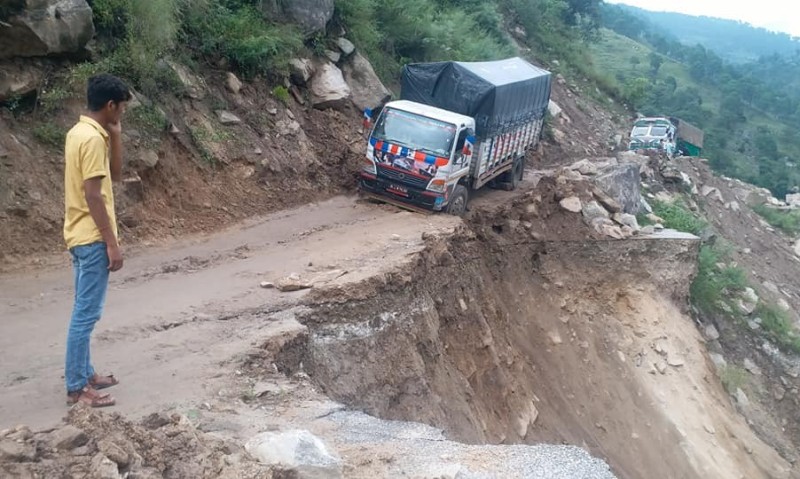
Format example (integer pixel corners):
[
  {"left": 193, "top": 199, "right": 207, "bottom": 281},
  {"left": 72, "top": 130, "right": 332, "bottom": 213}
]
[
  {"left": 690, "top": 244, "right": 748, "bottom": 316},
  {"left": 757, "top": 303, "right": 800, "bottom": 354},
  {"left": 33, "top": 123, "right": 68, "bottom": 149},
  {"left": 180, "top": 1, "right": 303, "bottom": 79},
  {"left": 719, "top": 365, "right": 748, "bottom": 394},
  {"left": 753, "top": 204, "right": 800, "bottom": 236},
  {"left": 127, "top": 105, "right": 168, "bottom": 134},
  {"left": 652, "top": 200, "right": 707, "bottom": 235},
  {"left": 334, "top": 0, "right": 513, "bottom": 83},
  {"left": 272, "top": 86, "right": 290, "bottom": 105},
  {"left": 89, "top": 0, "right": 182, "bottom": 97},
  {"left": 38, "top": 85, "right": 72, "bottom": 114}
]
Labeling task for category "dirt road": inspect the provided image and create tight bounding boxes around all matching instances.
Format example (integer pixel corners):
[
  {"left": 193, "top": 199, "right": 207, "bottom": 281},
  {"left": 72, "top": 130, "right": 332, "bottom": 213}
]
[{"left": 0, "top": 195, "right": 460, "bottom": 429}]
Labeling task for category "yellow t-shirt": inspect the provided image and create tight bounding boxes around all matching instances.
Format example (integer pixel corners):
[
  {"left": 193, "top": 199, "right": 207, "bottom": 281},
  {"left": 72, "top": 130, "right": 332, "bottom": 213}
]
[{"left": 63, "top": 116, "right": 117, "bottom": 249}]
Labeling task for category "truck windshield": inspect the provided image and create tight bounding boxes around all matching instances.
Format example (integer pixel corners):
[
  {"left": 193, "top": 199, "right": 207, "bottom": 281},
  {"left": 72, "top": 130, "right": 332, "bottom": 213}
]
[
  {"left": 650, "top": 126, "right": 668, "bottom": 137},
  {"left": 631, "top": 126, "right": 649, "bottom": 137},
  {"left": 372, "top": 108, "right": 456, "bottom": 157}
]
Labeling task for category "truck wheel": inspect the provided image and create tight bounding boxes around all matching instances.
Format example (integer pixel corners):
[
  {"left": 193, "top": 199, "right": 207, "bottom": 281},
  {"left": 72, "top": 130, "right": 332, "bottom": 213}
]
[
  {"left": 446, "top": 185, "right": 468, "bottom": 216},
  {"left": 502, "top": 158, "right": 524, "bottom": 191}
]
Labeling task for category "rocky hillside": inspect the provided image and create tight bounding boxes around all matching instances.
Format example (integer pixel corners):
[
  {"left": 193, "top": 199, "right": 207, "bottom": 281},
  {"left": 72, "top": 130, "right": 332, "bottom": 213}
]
[
  {"left": 0, "top": 0, "right": 625, "bottom": 270},
  {"left": 0, "top": 0, "right": 397, "bottom": 267}
]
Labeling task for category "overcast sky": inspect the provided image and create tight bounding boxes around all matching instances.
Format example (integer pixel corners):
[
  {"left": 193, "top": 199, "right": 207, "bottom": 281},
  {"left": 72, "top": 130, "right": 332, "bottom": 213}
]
[{"left": 605, "top": 0, "right": 799, "bottom": 37}]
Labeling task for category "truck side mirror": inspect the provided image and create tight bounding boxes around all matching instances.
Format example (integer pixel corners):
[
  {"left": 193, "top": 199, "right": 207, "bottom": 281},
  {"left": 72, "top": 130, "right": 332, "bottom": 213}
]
[{"left": 362, "top": 108, "right": 373, "bottom": 130}]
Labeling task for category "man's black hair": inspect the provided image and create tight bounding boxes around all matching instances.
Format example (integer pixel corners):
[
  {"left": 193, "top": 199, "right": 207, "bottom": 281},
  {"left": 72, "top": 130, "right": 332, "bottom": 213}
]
[{"left": 86, "top": 74, "right": 131, "bottom": 112}]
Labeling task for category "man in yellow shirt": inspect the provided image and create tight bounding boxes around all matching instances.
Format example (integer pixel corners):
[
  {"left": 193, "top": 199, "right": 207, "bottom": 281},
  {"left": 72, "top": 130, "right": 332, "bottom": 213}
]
[{"left": 64, "top": 74, "right": 130, "bottom": 407}]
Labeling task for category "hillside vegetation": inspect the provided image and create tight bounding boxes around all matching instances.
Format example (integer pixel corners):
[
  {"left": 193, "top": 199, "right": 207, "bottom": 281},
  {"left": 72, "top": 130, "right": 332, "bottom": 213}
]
[
  {"left": 599, "top": 4, "right": 800, "bottom": 198},
  {"left": 612, "top": 4, "right": 800, "bottom": 63}
]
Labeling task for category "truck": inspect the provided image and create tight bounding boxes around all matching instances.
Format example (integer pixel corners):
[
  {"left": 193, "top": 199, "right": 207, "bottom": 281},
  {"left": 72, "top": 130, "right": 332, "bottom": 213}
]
[
  {"left": 359, "top": 57, "right": 552, "bottom": 215},
  {"left": 628, "top": 116, "right": 704, "bottom": 157}
]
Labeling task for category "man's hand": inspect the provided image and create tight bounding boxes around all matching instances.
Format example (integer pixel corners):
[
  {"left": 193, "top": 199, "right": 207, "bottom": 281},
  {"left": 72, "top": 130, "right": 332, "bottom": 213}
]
[
  {"left": 107, "top": 120, "right": 122, "bottom": 137},
  {"left": 107, "top": 243, "right": 124, "bottom": 272}
]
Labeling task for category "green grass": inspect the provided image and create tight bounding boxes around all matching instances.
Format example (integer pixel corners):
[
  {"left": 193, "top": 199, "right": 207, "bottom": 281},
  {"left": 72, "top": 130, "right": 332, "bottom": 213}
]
[
  {"left": 753, "top": 204, "right": 800, "bottom": 235},
  {"left": 690, "top": 244, "right": 748, "bottom": 316},
  {"left": 180, "top": 2, "right": 303, "bottom": 80},
  {"left": 719, "top": 365, "right": 749, "bottom": 394},
  {"left": 32, "top": 122, "right": 67, "bottom": 149},
  {"left": 272, "top": 86, "right": 290, "bottom": 105},
  {"left": 652, "top": 200, "right": 707, "bottom": 235},
  {"left": 757, "top": 303, "right": 800, "bottom": 354}
]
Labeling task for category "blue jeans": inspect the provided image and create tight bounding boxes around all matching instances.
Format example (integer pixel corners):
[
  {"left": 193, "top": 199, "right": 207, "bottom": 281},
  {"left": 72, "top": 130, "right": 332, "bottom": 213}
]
[{"left": 65, "top": 242, "right": 109, "bottom": 393}]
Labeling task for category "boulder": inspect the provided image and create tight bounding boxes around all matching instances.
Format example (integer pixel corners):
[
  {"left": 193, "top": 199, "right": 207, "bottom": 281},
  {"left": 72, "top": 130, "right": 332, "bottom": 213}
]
[
  {"left": 704, "top": 324, "right": 720, "bottom": 341},
  {"left": 335, "top": 37, "right": 356, "bottom": 56},
  {"left": 309, "top": 62, "right": 351, "bottom": 110},
  {"left": 661, "top": 168, "right": 683, "bottom": 183},
  {"left": 325, "top": 50, "right": 341, "bottom": 64},
  {"left": 245, "top": 429, "right": 342, "bottom": 478},
  {"left": 276, "top": 273, "right": 312, "bottom": 292},
  {"left": 743, "top": 358, "right": 761, "bottom": 376},
  {"left": 90, "top": 453, "right": 123, "bottom": 479},
  {"left": 0, "top": 59, "right": 44, "bottom": 101},
  {"left": 289, "top": 58, "right": 316, "bottom": 85},
  {"left": 0, "top": 439, "right": 36, "bottom": 462},
  {"left": 613, "top": 213, "right": 639, "bottom": 231},
  {"left": 559, "top": 197, "right": 582, "bottom": 213},
  {"left": 342, "top": 53, "right": 392, "bottom": 112},
  {"left": 591, "top": 186, "right": 622, "bottom": 213},
  {"left": 215, "top": 110, "right": 242, "bottom": 125},
  {"left": 161, "top": 60, "right": 206, "bottom": 100},
  {"left": 0, "top": 0, "right": 94, "bottom": 59},
  {"left": 569, "top": 159, "right": 598, "bottom": 176},
  {"left": 135, "top": 150, "right": 160, "bottom": 170},
  {"left": 737, "top": 287, "right": 759, "bottom": 315},
  {"left": 777, "top": 298, "right": 791, "bottom": 312},
  {"left": 547, "top": 100, "right": 562, "bottom": 118},
  {"left": 700, "top": 185, "right": 724, "bottom": 203},
  {"left": 601, "top": 224, "right": 625, "bottom": 240},
  {"left": 50, "top": 425, "right": 88, "bottom": 451},
  {"left": 260, "top": 0, "right": 334, "bottom": 36},
  {"left": 593, "top": 164, "right": 642, "bottom": 214},
  {"left": 582, "top": 200, "right": 610, "bottom": 223},
  {"left": 225, "top": 72, "right": 243, "bottom": 94}
]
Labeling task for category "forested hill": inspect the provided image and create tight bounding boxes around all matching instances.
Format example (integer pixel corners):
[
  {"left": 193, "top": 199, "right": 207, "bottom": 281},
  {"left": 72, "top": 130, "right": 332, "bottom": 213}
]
[
  {"left": 599, "top": 3, "right": 800, "bottom": 197},
  {"left": 608, "top": 4, "right": 800, "bottom": 63}
]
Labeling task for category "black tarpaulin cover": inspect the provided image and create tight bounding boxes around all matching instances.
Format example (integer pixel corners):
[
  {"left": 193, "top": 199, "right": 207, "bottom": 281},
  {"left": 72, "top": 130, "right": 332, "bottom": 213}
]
[{"left": 401, "top": 57, "right": 551, "bottom": 138}]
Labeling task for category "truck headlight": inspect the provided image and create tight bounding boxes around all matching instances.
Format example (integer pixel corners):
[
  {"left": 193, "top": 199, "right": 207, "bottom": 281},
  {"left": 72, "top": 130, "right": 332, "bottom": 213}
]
[{"left": 427, "top": 179, "right": 446, "bottom": 193}]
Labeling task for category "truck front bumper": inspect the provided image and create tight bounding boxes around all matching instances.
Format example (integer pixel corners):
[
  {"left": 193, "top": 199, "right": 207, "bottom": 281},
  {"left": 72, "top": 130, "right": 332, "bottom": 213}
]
[{"left": 359, "top": 173, "right": 446, "bottom": 211}]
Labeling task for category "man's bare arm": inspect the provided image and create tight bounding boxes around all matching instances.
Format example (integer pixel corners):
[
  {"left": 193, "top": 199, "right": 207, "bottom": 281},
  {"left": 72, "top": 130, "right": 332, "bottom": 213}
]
[
  {"left": 108, "top": 121, "right": 123, "bottom": 182},
  {"left": 84, "top": 177, "right": 123, "bottom": 271}
]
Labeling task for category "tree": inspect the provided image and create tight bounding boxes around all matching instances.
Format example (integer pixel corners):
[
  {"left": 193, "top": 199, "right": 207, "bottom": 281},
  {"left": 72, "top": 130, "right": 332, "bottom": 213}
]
[
  {"left": 623, "top": 77, "right": 650, "bottom": 107},
  {"left": 630, "top": 55, "right": 641, "bottom": 68},
  {"left": 648, "top": 52, "right": 664, "bottom": 76}
]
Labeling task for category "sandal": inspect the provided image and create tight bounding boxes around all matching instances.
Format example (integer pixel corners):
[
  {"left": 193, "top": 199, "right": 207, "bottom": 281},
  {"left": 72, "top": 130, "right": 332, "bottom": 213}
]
[
  {"left": 67, "top": 386, "right": 116, "bottom": 408},
  {"left": 89, "top": 373, "right": 119, "bottom": 390}
]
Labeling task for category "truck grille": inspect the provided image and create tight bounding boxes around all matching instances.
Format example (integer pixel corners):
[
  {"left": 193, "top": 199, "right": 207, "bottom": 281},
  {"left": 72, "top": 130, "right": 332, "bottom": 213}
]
[{"left": 377, "top": 165, "right": 430, "bottom": 190}]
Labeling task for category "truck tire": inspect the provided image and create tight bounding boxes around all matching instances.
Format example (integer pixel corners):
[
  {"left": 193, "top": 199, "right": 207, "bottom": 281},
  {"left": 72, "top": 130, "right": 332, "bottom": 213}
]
[
  {"left": 446, "top": 185, "right": 468, "bottom": 216},
  {"left": 501, "top": 158, "right": 524, "bottom": 191}
]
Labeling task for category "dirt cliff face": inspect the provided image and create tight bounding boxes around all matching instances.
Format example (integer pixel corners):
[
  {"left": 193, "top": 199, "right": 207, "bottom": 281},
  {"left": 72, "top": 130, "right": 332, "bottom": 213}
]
[{"left": 276, "top": 199, "right": 795, "bottom": 479}]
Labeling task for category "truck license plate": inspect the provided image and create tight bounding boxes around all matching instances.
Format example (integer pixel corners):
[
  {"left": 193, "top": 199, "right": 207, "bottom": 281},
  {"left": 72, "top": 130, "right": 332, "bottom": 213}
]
[{"left": 388, "top": 184, "right": 408, "bottom": 196}]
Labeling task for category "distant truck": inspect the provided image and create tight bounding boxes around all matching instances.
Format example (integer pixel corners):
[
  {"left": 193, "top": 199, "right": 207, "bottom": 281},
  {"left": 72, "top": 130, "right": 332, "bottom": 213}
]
[
  {"left": 359, "top": 57, "right": 552, "bottom": 215},
  {"left": 628, "top": 117, "right": 704, "bottom": 157}
]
